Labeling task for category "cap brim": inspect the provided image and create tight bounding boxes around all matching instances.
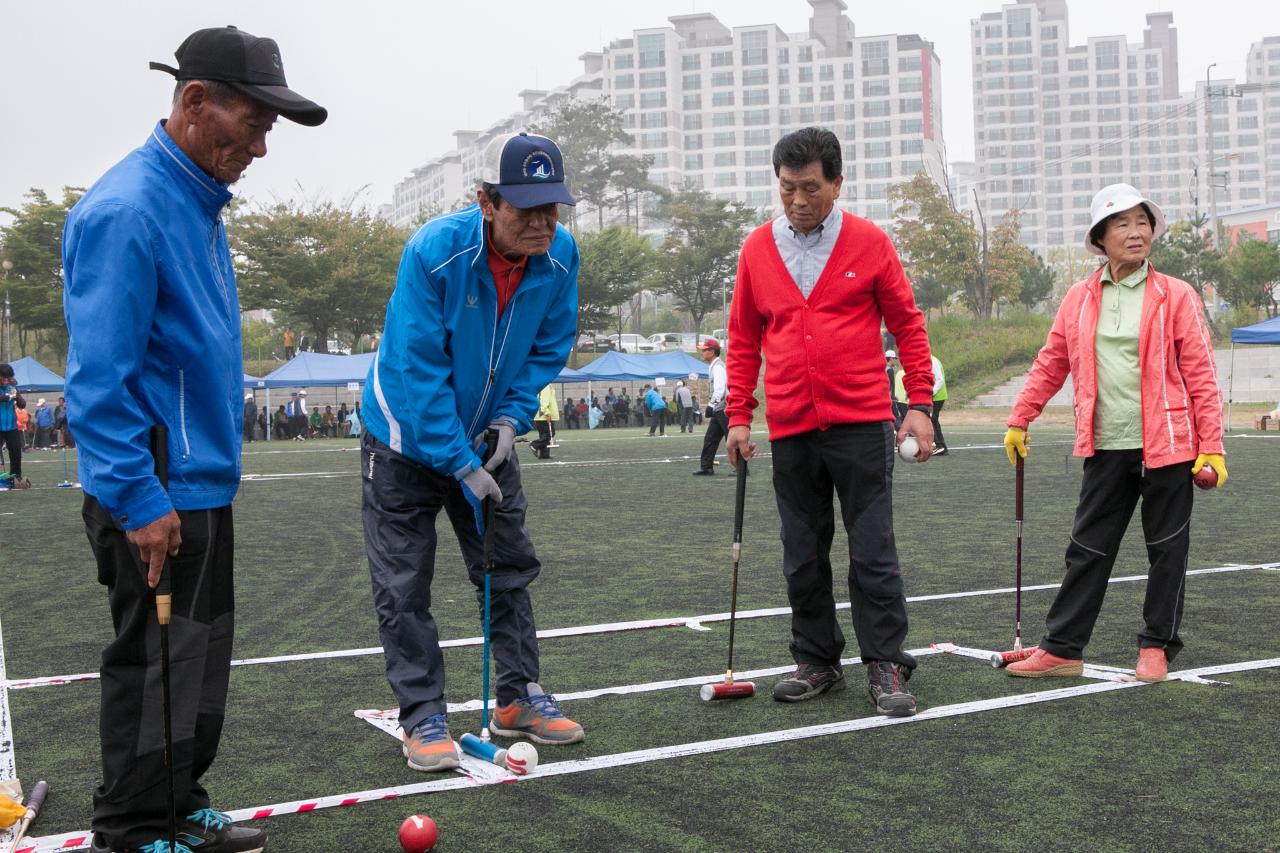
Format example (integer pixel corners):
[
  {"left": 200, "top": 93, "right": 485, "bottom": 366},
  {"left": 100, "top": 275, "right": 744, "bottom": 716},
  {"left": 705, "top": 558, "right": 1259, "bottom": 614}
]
[
  {"left": 228, "top": 82, "right": 327, "bottom": 126},
  {"left": 497, "top": 181, "right": 577, "bottom": 208}
]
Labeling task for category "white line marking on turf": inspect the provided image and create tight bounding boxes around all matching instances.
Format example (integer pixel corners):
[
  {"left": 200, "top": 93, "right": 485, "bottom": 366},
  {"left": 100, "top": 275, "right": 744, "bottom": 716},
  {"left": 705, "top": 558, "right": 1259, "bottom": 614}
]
[
  {"left": 356, "top": 648, "right": 946, "bottom": 721},
  {"left": 8, "top": 562, "right": 1276, "bottom": 691},
  {"left": 0, "top": 610, "right": 19, "bottom": 851},
  {"left": 23, "top": 656, "right": 1280, "bottom": 853}
]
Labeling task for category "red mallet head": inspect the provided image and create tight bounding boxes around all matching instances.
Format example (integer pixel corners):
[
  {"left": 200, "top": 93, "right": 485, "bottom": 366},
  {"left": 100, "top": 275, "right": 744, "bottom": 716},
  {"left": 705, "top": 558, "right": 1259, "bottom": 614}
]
[
  {"left": 990, "top": 646, "right": 1039, "bottom": 668},
  {"left": 399, "top": 814, "right": 438, "bottom": 853},
  {"left": 699, "top": 680, "right": 756, "bottom": 701},
  {"left": 1193, "top": 466, "right": 1217, "bottom": 490}
]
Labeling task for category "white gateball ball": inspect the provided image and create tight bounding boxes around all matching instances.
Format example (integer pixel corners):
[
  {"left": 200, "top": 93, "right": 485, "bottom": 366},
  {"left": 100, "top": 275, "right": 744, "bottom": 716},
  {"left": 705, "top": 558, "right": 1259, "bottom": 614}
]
[
  {"left": 505, "top": 741, "right": 539, "bottom": 775},
  {"left": 898, "top": 435, "right": 920, "bottom": 462}
]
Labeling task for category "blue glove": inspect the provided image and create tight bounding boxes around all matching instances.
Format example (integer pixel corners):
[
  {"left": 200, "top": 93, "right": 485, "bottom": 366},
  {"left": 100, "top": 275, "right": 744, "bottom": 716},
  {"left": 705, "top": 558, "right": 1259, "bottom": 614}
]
[
  {"left": 473, "top": 421, "right": 517, "bottom": 472},
  {"left": 459, "top": 467, "right": 503, "bottom": 535}
]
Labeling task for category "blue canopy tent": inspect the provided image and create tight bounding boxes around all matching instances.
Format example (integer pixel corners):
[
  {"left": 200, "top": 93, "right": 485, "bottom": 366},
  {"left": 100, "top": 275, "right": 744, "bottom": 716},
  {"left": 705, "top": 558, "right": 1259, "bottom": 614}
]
[
  {"left": 1227, "top": 316, "right": 1280, "bottom": 429},
  {"left": 574, "top": 350, "right": 709, "bottom": 382},
  {"left": 256, "top": 352, "right": 376, "bottom": 440},
  {"left": 9, "top": 356, "right": 64, "bottom": 392}
]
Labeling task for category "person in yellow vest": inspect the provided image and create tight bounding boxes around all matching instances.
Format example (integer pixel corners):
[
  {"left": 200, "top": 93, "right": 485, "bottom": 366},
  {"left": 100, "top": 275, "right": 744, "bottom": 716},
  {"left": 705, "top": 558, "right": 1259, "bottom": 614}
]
[
  {"left": 531, "top": 384, "right": 559, "bottom": 459},
  {"left": 930, "top": 356, "right": 949, "bottom": 455}
]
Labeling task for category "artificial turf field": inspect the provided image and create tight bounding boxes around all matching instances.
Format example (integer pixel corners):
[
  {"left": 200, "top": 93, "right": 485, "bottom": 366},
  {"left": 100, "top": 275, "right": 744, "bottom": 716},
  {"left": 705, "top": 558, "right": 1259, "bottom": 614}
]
[{"left": 2, "top": 423, "right": 1278, "bottom": 852}]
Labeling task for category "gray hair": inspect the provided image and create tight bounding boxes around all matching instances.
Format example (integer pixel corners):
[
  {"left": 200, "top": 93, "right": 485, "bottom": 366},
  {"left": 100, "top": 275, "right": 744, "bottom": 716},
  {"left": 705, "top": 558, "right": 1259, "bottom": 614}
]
[{"left": 171, "top": 79, "right": 240, "bottom": 108}]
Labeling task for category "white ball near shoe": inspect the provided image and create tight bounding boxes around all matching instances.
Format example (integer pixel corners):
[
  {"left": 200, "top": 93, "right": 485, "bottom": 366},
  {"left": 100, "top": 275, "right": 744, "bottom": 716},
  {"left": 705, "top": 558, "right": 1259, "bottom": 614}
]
[
  {"left": 898, "top": 435, "right": 920, "bottom": 462},
  {"left": 505, "top": 741, "right": 539, "bottom": 775}
]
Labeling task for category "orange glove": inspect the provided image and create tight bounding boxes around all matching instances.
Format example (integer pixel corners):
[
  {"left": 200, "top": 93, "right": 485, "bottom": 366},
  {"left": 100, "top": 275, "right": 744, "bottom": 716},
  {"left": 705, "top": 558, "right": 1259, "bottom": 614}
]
[{"left": 0, "top": 793, "right": 25, "bottom": 829}]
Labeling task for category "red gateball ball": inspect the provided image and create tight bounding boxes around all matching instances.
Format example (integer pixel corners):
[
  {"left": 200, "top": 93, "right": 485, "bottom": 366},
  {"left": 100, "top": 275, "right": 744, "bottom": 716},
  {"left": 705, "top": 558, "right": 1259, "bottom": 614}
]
[
  {"left": 399, "top": 814, "right": 438, "bottom": 853},
  {"left": 1193, "top": 466, "right": 1217, "bottom": 490}
]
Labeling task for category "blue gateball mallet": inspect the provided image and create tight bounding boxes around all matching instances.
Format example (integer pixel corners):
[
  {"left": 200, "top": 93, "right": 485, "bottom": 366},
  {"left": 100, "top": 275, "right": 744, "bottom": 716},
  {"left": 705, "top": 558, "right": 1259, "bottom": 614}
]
[
  {"left": 57, "top": 445, "right": 74, "bottom": 488},
  {"left": 479, "top": 427, "right": 499, "bottom": 742}
]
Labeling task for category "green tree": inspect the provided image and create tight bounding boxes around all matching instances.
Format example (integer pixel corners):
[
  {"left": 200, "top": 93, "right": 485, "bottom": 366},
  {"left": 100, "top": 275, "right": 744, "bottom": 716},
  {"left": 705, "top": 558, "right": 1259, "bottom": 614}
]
[
  {"left": 1017, "top": 252, "right": 1057, "bottom": 309},
  {"left": 576, "top": 226, "right": 656, "bottom": 361},
  {"left": 0, "top": 187, "right": 83, "bottom": 361},
  {"left": 890, "top": 174, "right": 1033, "bottom": 319},
  {"left": 1149, "top": 218, "right": 1227, "bottom": 311},
  {"left": 1224, "top": 235, "right": 1280, "bottom": 318},
  {"left": 230, "top": 202, "right": 407, "bottom": 352},
  {"left": 531, "top": 98, "right": 634, "bottom": 231},
  {"left": 650, "top": 190, "right": 757, "bottom": 331}
]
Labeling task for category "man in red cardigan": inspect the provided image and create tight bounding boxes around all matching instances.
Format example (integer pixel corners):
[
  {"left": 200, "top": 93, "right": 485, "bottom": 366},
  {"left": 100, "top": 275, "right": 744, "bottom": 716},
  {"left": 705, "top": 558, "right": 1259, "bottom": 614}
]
[{"left": 725, "top": 127, "right": 936, "bottom": 717}]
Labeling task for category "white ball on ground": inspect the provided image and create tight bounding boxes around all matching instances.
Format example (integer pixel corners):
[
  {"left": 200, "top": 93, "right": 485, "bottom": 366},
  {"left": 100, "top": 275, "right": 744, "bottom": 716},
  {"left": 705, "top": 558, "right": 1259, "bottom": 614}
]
[
  {"left": 898, "top": 435, "right": 920, "bottom": 462},
  {"left": 505, "top": 741, "right": 539, "bottom": 775}
]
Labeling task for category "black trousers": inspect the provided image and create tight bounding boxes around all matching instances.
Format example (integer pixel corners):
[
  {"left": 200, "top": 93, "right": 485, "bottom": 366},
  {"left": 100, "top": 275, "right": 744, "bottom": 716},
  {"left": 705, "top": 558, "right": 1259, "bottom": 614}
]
[
  {"left": 647, "top": 408, "right": 667, "bottom": 435},
  {"left": 677, "top": 405, "right": 694, "bottom": 432},
  {"left": 361, "top": 433, "right": 542, "bottom": 732},
  {"left": 84, "top": 497, "right": 235, "bottom": 849},
  {"left": 2, "top": 429, "right": 22, "bottom": 478},
  {"left": 531, "top": 420, "right": 552, "bottom": 458},
  {"left": 931, "top": 399, "right": 947, "bottom": 450},
  {"left": 1039, "top": 450, "right": 1194, "bottom": 661},
  {"left": 771, "top": 423, "right": 915, "bottom": 670},
  {"left": 698, "top": 409, "right": 729, "bottom": 472}
]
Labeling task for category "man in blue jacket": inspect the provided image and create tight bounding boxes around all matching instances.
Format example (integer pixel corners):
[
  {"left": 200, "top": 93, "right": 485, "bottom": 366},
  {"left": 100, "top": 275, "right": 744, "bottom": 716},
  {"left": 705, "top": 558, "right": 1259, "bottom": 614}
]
[
  {"left": 63, "top": 26, "right": 325, "bottom": 853},
  {"left": 362, "top": 131, "right": 583, "bottom": 773}
]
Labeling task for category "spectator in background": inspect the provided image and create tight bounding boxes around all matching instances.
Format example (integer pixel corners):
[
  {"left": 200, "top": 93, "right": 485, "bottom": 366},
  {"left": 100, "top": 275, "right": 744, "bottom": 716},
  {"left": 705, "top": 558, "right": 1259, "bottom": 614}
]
[
  {"left": 693, "top": 338, "right": 728, "bottom": 475},
  {"left": 576, "top": 398, "right": 589, "bottom": 428},
  {"left": 0, "top": 363, "right": 29, "bottom": 488},
  {"left": 283, "top": 326, "right": 296, "bottom": 360},
  {"left": 643, "top": 384, "right": 668, "bottom": 436},
  {"left": 531, "top": 384, "right": 558, "bottom": 458},
  {"left": 19, "top": 404, "right": 34, "bottom": 450},
  {"left": 323, "top": 405, "right": 337, "bottom": 438},
  {"left": 886, "top": 351, "right": 907, "bottom": 430},
  {"left": 309, "top": 406, "right": 322, "bottom": 438},
  {"left": 34, "top": 398, "right": 55, "bottom": 449},
  {"left": 675, "top": 380, "right": 694, "bottom": 433},
  {"left": 256, "top": 408, "right": 267, "bottom": 441},
  {"left": 930, "top": 356, "right": 949, "bottom": 455},
  {"left": 337, "top": 402, "right": 351, "bottom": 437},
  {"left": 273, "top": 405, "right": 288, "bottom": 440},
  {"left": 589, "top": 398, "right": 604, "bottom": 429},
  {"left": 347, "top": 402, "right": 363, "bottom": 437},
  {"left": 54, "top": 397, "right": 69, "bottom": 448},
  {"left": 243, "top": 393, "right": 258, "bottom": 443}
]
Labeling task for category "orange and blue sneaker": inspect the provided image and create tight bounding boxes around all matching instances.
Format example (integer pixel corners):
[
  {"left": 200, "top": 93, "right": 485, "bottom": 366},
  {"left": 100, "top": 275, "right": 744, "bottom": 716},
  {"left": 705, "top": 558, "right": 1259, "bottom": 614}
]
[
  {"left": 491, "top": 682, "right": 584, "bottom": 745},
  {"left": 1006, "top": 648, "right": 1084, "bottom": 678},
  {"left": 402, "top": 713, "right": 460, "bottom": 772}
]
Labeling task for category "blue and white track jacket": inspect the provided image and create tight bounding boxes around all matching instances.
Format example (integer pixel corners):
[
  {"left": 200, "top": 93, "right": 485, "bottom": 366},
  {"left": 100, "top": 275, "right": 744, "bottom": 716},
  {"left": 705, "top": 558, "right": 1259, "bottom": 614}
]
[
  {"left": 362, "top": 204, "right": 578, "bottom": 478},
  {"left": 63, "top": 122, "right": 242, "bottom": 530}
]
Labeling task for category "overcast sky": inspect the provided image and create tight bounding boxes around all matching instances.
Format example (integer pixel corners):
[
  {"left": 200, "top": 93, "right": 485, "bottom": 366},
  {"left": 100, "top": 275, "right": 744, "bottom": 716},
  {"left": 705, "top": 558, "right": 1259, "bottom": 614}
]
[{"left": 0, "top": 0, "right": 1271, "bottom": 218}]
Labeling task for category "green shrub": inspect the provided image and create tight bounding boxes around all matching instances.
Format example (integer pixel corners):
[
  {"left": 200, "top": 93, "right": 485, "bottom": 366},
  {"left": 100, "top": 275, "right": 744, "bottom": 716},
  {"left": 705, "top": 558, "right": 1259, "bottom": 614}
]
[{"left": 923, "top": 312, "right": 1052, "bottom": 404}]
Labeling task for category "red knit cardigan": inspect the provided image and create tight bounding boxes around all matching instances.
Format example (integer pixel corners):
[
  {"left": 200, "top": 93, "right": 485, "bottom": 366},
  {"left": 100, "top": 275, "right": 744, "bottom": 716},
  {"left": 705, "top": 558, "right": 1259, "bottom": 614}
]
[{"left": 726, "top": 212, "right": 934, "bottom": 440}]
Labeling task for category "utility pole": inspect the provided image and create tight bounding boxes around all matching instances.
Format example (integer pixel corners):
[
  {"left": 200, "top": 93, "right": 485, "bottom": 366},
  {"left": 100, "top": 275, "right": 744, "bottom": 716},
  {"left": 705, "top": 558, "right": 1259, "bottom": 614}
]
[{"left": 1205, "top": 63, "right": 1219, "bottom": 249}]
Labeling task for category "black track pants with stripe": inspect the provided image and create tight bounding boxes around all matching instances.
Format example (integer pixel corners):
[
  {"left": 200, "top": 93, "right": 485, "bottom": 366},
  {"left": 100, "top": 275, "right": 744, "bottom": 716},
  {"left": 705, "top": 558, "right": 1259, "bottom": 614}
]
[
  {"left": 1039, "top": 449, "right": 1194, "bottom": 662},
  {"left": 84, "top": 496, "right": 234, "bottom": 850}
]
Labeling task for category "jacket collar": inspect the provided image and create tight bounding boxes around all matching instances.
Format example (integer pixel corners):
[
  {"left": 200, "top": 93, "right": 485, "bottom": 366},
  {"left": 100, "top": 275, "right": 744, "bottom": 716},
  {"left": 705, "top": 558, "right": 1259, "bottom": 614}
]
[
  {"left": 1084, "top": 260, "right": 1166, "bottom": 302},
  {"left": 467, "top": 204, "right": 558, "bottom": 287},
  {"left": 147, "top": 121, "right": 234, "bottom": 219}
]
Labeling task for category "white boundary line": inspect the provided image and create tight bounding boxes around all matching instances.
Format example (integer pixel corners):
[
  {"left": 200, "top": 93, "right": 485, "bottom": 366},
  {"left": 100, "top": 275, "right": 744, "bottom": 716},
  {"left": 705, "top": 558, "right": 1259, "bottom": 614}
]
[
  {"left": 7, "top": 561, "right": 1276, "bottom": 691},
  {"left": 20, "top": 654, "right": 1280, "bottom": 853},
  {"left": 0, "top": 610, "right": 17, "bottom": 851}
]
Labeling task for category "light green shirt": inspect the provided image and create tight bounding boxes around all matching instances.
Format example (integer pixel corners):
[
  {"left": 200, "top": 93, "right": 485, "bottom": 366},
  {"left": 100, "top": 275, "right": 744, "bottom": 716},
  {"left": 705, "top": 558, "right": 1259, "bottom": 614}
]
[{"left": 1093, "top": 260, "right": 1147, "bottom": 449}]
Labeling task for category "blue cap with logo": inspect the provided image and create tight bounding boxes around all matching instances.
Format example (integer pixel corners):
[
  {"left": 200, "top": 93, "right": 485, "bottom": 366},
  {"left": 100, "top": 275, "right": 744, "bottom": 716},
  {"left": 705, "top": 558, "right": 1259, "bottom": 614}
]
[{"left": 480, "top": 131, "right": 576, "bottom": 208}]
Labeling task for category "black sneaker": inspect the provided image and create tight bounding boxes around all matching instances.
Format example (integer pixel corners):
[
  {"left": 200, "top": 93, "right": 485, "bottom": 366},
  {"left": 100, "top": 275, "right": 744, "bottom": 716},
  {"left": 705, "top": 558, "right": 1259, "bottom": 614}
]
[
  {"left": 691, "top": 469, "right": 714, "bottom": 476},
  {"left": 140, "top": 808, "right": 264, "bottom": 852},
  {"left": 772, "top": 663, "right": 846, "bottom": 702},
  {"left": 867, "top": 661, "right": 917, "bottom": 717}
]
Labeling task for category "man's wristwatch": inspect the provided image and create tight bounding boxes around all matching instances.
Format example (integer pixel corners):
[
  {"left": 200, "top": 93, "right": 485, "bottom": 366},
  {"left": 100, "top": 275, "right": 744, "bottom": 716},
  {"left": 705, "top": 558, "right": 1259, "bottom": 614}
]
[{"left": 908, "top": 404, "right": 933, "bottom": 416}]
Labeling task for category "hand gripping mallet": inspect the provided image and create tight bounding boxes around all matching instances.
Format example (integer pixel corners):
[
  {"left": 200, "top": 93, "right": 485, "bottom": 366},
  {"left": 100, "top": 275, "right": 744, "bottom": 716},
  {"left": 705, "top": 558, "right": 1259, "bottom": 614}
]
[
  {"left": 5, "top": 780, "right": 48, "bottom": 853},
  {"left": 991, "top": 453, "right": 1037, "bottom": 667},
  {"left": 149, "top": 425, "right": 179, "bottom": 849},
  {"left": 700, "top": 457, "right": 755, "bottom": 701}
]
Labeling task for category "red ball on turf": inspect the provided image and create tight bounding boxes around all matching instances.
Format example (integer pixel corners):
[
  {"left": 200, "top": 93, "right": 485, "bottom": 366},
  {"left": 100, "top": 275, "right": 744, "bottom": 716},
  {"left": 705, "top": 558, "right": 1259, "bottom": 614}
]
[
  {"left": 1193, "top": 466, "right": 1217, "bottom": 490},
  {"left": 399, "top": 814, "right": 438, "bottom": 852}
]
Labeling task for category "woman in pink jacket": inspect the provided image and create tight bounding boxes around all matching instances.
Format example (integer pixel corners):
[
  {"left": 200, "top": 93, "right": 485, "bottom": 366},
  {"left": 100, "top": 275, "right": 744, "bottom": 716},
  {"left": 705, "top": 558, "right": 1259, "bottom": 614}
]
[{"left": 1002, "top": 183, "right": 1226, "bottom": 683}]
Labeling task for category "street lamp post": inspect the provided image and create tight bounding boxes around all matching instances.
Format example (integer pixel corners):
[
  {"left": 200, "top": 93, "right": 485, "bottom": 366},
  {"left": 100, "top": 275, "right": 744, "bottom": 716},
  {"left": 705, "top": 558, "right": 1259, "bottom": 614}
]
[
  {"left": 2, "top": 259, "right": 12, "bottom": 363},
  {"left": 1205, "top": 63, "right": 1220, "bottom": 248}
]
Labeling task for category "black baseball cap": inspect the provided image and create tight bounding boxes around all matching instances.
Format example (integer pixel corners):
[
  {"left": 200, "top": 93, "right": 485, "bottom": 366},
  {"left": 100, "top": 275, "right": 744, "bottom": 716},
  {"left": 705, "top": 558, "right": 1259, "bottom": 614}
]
[{"left": 150, "top": 26, "right": 327, "bottom": 126}]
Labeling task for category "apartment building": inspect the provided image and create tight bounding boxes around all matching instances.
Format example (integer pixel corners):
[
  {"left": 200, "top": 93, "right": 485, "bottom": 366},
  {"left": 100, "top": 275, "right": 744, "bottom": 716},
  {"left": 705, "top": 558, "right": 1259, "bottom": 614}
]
[
  {"left": 970, "top": 0, "right": 1280, "bottom": 257},
  {"left": 389, "top": 0, "right": 948, "bottom": 232}
]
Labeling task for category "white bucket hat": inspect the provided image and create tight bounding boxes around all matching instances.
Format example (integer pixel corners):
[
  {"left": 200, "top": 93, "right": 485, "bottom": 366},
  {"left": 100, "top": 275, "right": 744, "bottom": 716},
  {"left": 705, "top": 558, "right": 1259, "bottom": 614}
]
[{"left": 1085, "top": 183, "right": 1166, "bottom": 256}]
